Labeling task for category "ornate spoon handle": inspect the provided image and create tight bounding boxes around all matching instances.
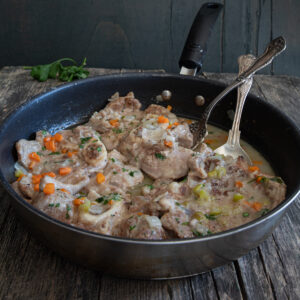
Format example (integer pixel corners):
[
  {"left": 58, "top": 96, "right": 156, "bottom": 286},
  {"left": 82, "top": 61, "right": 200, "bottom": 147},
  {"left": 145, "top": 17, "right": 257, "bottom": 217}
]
[{"left": 190, "top": 36, "right": 286, "bottom": 148}]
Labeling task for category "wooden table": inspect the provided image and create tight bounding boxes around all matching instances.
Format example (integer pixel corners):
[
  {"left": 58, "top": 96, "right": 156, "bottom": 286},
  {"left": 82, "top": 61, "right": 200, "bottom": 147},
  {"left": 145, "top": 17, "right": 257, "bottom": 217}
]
[{"left": 0, "top": 67, "right": 299, "bottom": 300}]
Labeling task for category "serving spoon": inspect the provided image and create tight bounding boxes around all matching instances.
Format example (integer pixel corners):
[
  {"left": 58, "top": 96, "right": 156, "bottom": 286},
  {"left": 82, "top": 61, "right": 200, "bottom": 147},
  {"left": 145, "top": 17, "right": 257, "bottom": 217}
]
[
  {"left": 189, "top": 36, "right": 286, "bottom": 149},
  {"left": 214, "top": 54, "right": 256, "bottom": 164}
]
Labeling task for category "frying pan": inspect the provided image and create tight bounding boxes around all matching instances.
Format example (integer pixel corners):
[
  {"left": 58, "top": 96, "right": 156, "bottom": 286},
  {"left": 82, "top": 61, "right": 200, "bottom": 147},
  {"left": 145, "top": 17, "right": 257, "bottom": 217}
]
[{"left": 0, "top": 3, "right": 300, "bottom": 279}]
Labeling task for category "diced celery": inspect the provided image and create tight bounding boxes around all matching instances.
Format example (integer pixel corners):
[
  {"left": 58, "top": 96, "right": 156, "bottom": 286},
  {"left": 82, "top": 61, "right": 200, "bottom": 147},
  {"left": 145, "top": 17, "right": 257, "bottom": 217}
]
[
  {"left": 198, "top": 190, "right": 210, "bottom": 201},
  {"left": 209, "top": 210, "right": 222, "bottom": 216},
  {"left": 193, "top": 184, "right": 204, "bottom": 196},
  {"left": 216, "top": 167, "right": 226, "bottom": 178},
  {"left": 79, "top": 199, "right": 91, "bottom": 212},
  {"left": 193, "top": 212, "right": 204, "bottom": 221},
  {"left": 208, "top": 170, "right": 217, "bottom": 178},
  {"left": 14, "top": 169, "right": 23, "bottom": 178},
  {"left": 233, "top": 193, "right": 244, "bottom": 202}
]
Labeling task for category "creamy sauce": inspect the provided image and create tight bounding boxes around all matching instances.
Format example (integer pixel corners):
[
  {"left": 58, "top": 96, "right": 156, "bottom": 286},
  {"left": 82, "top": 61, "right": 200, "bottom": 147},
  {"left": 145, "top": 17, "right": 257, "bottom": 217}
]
[{"left": 205, "top": 124, "right": 274, "bottom": 175}]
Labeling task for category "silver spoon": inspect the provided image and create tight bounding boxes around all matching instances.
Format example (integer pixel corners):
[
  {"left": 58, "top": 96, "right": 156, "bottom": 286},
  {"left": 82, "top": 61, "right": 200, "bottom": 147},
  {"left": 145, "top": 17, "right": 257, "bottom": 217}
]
[
  {"left": 190, "top": 36, "right": 286, "bottom": 149},
  {"left": 214, "top": 54, "right": 256, "bottom": 165}
]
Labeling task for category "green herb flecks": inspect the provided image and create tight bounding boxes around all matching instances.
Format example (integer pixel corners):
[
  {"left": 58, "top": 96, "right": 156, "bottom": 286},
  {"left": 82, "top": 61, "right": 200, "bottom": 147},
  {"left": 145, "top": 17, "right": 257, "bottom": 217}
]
[
  {"left": 112, "top": 128, "right": 123, "bottom": 134},
  {"left": 270, "top": 177, "right": 283, "bottom": 184},
  {"left": 181, "top": 222, "right": 189, "bottom": 226},
  {"left": 97, "top": 146, "right": 102, "bottom": 152},
  {"left": 79, "top": 136, "right": 92, "bottom": 148},
  {"left": 155, "top": 153, "right": 166, "bottom": 160},
  {"left": 48, "top": 203, "right": 55, "bottom": 207},
  {"left": 41, "top": 130, "right": 47, "bottom": 135},
  {"left": 48, "top": 152, "right": 61, "bottom": 155},
  {"left": 260, "top": 208, "right": 270, "bottom": 216},
  {"left": 129, "top": 171, "right": 136, "bottom": 177},
  {"left": 242, "top": 212, "right": 249, "bottom": 217},
  {"left": 129, "top": 225, "right": 136, "bottom": 231},
  {"left": 55, "top": 203, "right": 60, "bottom": 208},
  {"left": 36, "top": 152, "right": 44, "bottom": 156},
  {"left": 66, "top": 204, "right": 71, "bottom": 219},
  {"left": 110, "top": 158, "right": 116, "bottom": 163},
  {"left": 205, "top": 213, "right": 217, "bottom": 220},
  {"left": 24, "top": 58, "right": 89, "bottom": 82},
  {"left": 95, "top": 193, "right": 122, "bottom": 204}
]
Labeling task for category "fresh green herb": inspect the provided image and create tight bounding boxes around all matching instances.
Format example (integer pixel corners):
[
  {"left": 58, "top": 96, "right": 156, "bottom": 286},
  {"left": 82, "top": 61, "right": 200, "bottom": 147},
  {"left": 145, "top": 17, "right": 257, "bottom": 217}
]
[
  {"left": 42, "top": 130, "right": 47, "bottom": 135},
  {"left": 80, "top": 137, "right": 92, "bottom": 144},
  {"left": 79, "top": 191, "right": 88, "bottom": 197},
  {"left": 48, "top": 152, "right": 61, "bottom": 155},
  {"left": 112, "top": 128, "right": 123, "bottom": 134},
  {"left": 193, "top": 230, "right": 212, "bottom": 237},
  {"left": 36, "top": 152, "right": 43, "bottom": 156},
  {"left": 66, "top": 204, "right": 71, "bottom": 219},
  {"left": 110, "top": 158, "right": 116, "bottom": 163},
  {"left": 155, "top": 153, "right": 166, "bottom": 160},
  {"left": 95, "top": 193, "right": 122, "bottom": 204},
  {"left": 270, "top": 177, "right": 283, "bottom": 184},
  {"left": 260, "top": 208, "right": 269, "bottom": 216},
  {"left": 92, "top": 140, "right": 98, "bottom": 143},
  {"left": 113, "top": 171, "right": 118, "bottom": 175},
  {"left": 129, "top": 171, "right": 136, "bottom": 177},
  {"left": 205, "top": 214, "right": 217, "bottom": 220},
  {"left": 129, "top": 225, "right": 136, "bottom": 231},
  {"left": 48, "top": 203, "right": 55, "bottom": 207},
  {"left": 242, "top": 212, "right": 249, "bottom": 217},
  {"left": 97, "top": 147, "right": 102, "bottom": 152},
  {"left": 42, "top": 146, "right": 46, "bottom": 151},
  {"left": 145, "top": 184, "right": 154, "bottom": 190},
  {"left": 181, "top": 222, "right": 189, "bottom": 226},
  {"left": 175, "top": 218, "right": 180, "bottom": 223},
  {"left": 24, "top": 58, "right": 89, "bottom": 82},
  {"left": 122, "top": 168, "right": 128, "bottom": 172},
  {"left": 180, "top": 177, "right": 187, "bottom": 183},
  {"left": 208, "top": 131, "right": 214, "bottom": 134},
  {"left": 55, "top": 203, "right": 60, "bottom": 208},
  {"left": 175, "top": 202, "right": 180, "bottom": 206}
]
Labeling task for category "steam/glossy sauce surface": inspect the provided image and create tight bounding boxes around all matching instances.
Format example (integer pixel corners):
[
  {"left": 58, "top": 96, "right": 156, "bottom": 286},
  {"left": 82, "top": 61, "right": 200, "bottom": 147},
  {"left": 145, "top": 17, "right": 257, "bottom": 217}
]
[{"left": 11, "top": 93, "right": 286, "bottom": 239}]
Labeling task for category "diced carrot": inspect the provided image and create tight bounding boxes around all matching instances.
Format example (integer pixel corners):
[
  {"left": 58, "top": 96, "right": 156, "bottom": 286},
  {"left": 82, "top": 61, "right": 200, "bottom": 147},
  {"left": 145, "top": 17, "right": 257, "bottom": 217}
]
[
  {"left": 96, "top": 173, "right": 105, "bottom": 184},
  {"left": 73, "top": 198, "right": 85, "bottom": 206},
  {"left": 108, "top": 200, "right": 113, "bottom": 205},
  {"left": 17, "top": 174, "right": 25, "bottom": 181},
  {"left": 248, "top": 166, "right": 260, "bottom": 172},
  {"left": 32, "top": 174, "right": 42, "bottom": 184},
  {"left": 157, "top": 115, "right": 169, "bottom": 124},
  {"left": 28, "top": 152, "right": 40, "bottom": 162},
  {"left": 252, "top": 202, "right": 262, "bottom": 211},
  {"left": 204, "top": 139, "right": 215, "bottom": 145},
  {"left": 164, "top": 140, "right": 173, "bottom": 148},
  {"left": 59, "top": 167, "right": 72, "bottom": 176},
  {"left": 244, "top": 200, "right": 251, "bottom": 206},
  {"left": 167, "top": 105, "right": 172, "bottom": 111},
  {"left": 43, "top": 136, "right": 51, "bottom": 143},
  {"left": 167, "top": 124, "right": 172, "bottom": 129},
  {"left": 49, "top": 140, "right": 56, "bottom": 152},
  {"left": 252, "top": 160, "right": 263, "bottom": 165},
  {"left": 67, "top": 151, "right": 77, "bottom": 157},
  {"left": 60, "top": 188, "right": 70, "bottom": 194},
  {"left": 256, "top": 176, "right": 262, "bottom": 183},
  {"left": 173, "top": 122, "right": 179, "bottom": 126},
  {"left": 54, "top": 133, "right": 63, "bottom": 142},
  {"left": 34, "top": 184, "right": 40, "bottom": 192},
  {"left": 61, "top": 148, "right": 68, "bottom": 154},
  {"left": 137, "top": 212, "right": 143, "bottom": 216},
  {"left": 28, "top": 161, "right": 35, "bottom": 170},
  {"left": 235, "top": 181, "right": 243, "bottom": 188},
  {"left": 43, "top": 183, "right": 55, "bottom": 195},
  {"left": 42, "top": 172, "right": 56, "bottom": 178},
  {"left": 186, "top": 119, "right": 193, "bottom": 124},
  {"left": 109, "top": 119, "right": 119, "bottom": 127}
]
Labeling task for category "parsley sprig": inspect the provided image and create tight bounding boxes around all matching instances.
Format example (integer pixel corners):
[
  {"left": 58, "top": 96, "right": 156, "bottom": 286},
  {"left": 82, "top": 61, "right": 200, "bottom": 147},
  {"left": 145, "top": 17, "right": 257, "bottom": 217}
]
[{"left": 24, "top": 58, "right": 89, "bottom": 82}]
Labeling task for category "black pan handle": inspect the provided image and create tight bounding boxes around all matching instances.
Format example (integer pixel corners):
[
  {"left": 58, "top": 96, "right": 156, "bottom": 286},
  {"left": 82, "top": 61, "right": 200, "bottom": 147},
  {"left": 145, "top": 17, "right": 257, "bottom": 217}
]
[{"left": 179, "top": 2, "right": 223, "bottom": 73}]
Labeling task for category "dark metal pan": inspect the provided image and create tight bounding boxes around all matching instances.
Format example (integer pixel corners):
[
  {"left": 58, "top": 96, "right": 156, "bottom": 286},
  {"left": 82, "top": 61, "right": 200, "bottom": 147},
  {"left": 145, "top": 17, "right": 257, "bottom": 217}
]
[{"left": 0, "top": 3, "right": 300, "bottom": 279}]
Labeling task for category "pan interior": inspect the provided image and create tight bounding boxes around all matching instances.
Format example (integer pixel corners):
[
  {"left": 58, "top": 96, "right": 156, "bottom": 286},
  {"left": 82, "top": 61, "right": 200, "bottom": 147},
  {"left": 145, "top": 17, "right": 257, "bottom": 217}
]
[{"left": 0, "top": 73, "right": 300, "bottom": 204}]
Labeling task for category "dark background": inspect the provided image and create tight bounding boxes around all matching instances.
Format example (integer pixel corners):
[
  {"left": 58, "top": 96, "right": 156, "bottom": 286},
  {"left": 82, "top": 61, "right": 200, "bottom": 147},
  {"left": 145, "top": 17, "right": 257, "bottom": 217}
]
[{"left": 0, "top": 0, "right": 299, "bottom": 76}]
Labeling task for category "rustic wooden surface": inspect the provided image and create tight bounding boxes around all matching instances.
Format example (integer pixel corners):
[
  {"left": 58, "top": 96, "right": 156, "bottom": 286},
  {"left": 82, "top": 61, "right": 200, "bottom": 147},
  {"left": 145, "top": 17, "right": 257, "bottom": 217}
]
[
  {"left": 0, "top": 66, "right": 299, "bottom": 300},
  {"left": 1, "top": 1, "right": 300, "bottom": 76}
]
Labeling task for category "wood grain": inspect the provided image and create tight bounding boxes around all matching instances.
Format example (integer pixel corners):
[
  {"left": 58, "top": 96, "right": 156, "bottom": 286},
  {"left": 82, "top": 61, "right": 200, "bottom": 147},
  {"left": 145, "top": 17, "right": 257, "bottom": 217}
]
[
  {"left": 0, "top": 1, "right": 299, "bottom": 76},
  {"left": 0, "top": 67, "right": 299, "bottom": 300}
]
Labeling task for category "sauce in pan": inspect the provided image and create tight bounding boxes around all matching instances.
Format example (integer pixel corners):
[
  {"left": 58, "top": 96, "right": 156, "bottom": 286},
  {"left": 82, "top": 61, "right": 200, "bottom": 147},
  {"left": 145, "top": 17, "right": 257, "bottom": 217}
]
[{"left": 11, "top": 92, "right": 285, "bottom": 239}]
